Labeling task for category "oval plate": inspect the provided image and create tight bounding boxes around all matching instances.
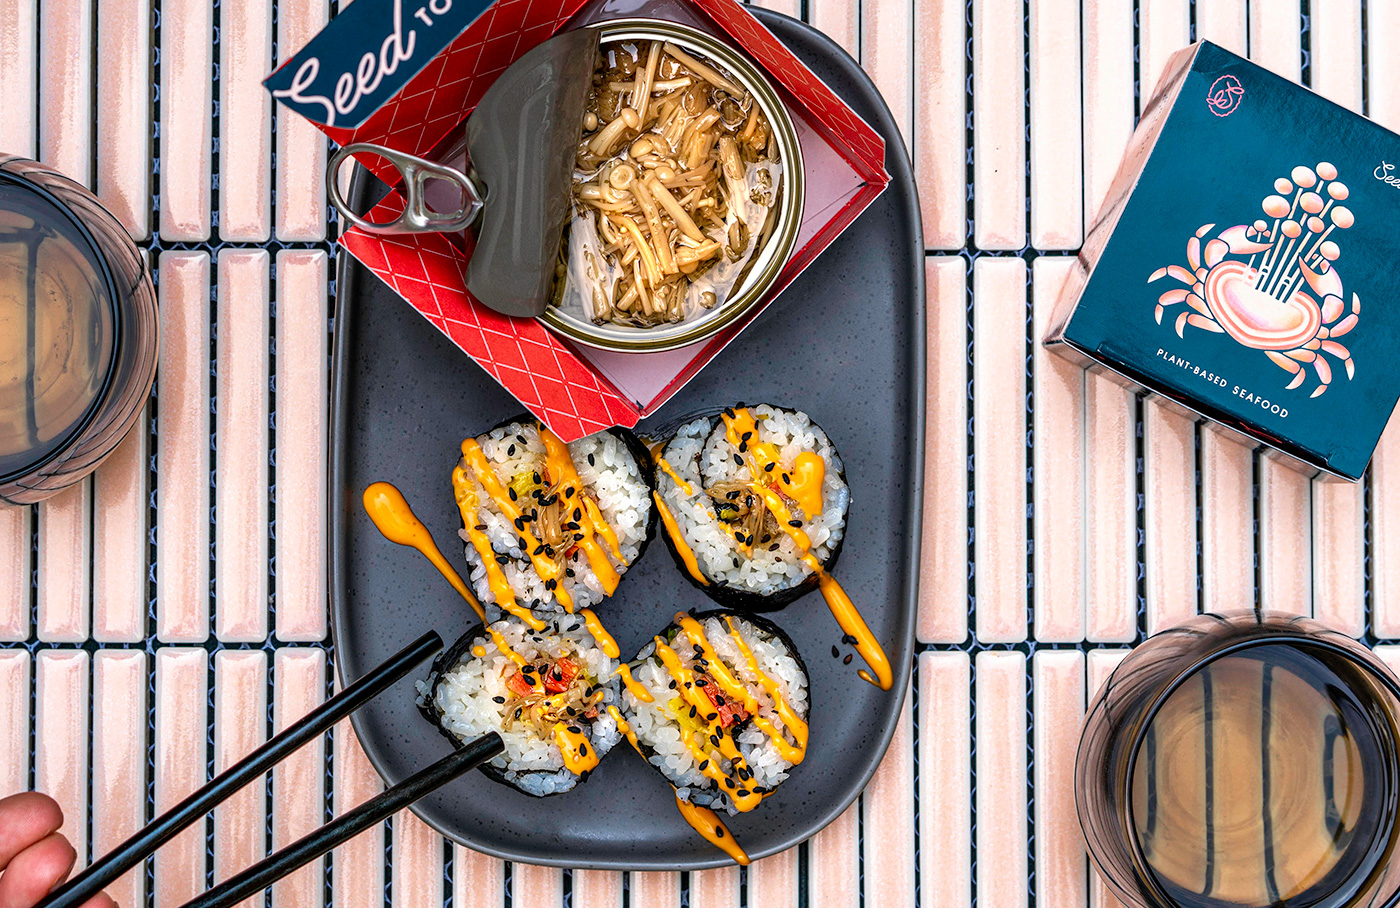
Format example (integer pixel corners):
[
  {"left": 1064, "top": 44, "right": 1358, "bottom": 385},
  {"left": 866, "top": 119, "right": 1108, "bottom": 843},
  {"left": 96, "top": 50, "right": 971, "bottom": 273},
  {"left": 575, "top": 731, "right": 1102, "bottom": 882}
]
[{"left": 329, "top": 10, "right": 925, "bottom": 871}]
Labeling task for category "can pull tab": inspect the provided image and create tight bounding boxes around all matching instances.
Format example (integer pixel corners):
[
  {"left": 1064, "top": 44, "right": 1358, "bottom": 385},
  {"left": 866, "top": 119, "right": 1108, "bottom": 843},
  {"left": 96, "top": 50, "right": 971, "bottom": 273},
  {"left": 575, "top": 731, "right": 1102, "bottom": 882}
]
[{"left": 327, "top": 143, "right": 484, "bottom": 234}]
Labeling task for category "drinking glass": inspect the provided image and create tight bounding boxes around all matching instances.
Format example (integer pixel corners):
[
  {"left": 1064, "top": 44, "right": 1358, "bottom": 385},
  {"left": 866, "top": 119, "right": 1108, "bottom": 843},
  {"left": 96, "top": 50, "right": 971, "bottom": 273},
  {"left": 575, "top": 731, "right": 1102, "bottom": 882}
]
[
  {"left": 0, "top": 154, "right": 157, "bottom": 504},
  {"left": 1077, "top": 611, "right": 1400, "bottom": 908}
]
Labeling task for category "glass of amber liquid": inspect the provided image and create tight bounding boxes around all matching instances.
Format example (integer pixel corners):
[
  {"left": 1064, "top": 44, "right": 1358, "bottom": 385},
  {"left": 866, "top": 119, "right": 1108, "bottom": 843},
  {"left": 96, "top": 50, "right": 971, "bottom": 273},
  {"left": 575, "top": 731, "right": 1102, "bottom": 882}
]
[
  {"left": 0, "top": 155, "right": 157, "bottom": 504},
  {"left": 1077, "top": 612, "right": 1400, "bottom": 908}
]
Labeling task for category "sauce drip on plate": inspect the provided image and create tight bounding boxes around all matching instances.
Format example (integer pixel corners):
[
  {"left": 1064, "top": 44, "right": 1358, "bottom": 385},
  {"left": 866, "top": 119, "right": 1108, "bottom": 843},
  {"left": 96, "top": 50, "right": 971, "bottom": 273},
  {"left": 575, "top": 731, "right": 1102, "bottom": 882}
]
[{"left": 717, "top": 408, "right": 893, "bottom": 689}]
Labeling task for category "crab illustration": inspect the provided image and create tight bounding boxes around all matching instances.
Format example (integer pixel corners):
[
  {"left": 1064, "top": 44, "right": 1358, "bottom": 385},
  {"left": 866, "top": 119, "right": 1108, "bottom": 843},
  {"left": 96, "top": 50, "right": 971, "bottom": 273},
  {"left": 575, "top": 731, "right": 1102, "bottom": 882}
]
[{"left": 1148, "top": 162, "right": 1359, "bottom": 398}]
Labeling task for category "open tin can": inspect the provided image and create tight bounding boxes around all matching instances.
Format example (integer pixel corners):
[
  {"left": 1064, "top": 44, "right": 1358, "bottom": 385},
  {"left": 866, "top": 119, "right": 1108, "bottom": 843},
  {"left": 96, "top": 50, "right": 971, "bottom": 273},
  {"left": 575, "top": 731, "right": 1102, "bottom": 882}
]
[
  {"left": 328, "top": 17, "right": 804, "bottom": 355},
  {"left": 543, "top": 17, "right": 805, "bottom": 353}
]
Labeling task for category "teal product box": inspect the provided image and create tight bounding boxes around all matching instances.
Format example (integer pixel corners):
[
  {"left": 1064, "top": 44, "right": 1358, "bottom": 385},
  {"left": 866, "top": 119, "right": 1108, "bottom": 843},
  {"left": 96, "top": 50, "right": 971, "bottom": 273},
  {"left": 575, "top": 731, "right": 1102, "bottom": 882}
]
[{"left": 1045, "top": 41, "right": 1400, "bottom": 481}]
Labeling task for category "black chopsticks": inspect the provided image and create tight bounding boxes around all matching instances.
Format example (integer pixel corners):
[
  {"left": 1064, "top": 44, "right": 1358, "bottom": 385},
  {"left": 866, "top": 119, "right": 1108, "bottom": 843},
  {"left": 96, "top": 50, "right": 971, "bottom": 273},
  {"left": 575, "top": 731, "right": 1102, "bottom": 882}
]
[
  {"left": 33, "top": 630, "right": 495, "bottom": 908},
  {"left": 180, "top": 732, "right": 503, "bottom": 908}
]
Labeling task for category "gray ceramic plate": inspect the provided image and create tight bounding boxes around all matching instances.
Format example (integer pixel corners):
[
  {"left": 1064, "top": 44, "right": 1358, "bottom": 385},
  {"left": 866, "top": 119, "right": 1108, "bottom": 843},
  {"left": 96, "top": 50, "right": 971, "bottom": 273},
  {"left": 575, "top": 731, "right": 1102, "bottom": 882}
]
[{"left": 329, "top": 10, "right": 925, "bottom": 870}]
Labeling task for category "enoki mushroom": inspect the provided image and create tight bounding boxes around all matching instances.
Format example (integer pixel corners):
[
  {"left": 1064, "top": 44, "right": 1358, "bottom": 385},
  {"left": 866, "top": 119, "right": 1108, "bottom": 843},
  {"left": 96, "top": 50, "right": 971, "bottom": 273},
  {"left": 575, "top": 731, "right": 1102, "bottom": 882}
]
[{"left": 557, "top": 38, "right": 779, "bottom": 329}]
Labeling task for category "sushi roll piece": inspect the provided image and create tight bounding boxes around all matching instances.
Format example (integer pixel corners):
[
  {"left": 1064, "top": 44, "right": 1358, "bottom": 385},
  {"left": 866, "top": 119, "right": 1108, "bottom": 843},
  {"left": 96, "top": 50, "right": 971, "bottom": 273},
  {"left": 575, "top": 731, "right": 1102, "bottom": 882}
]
[
  {"left": 620, "top": 610, "right": 810, "bottom": 815},
  {"left": 451, "top": 417, "right": 655, "bottom": 616},
  {"left": 650, "top": 404, "right": 849, "bottom": 610},
  {"left": 418, "top": 614, "right": 623, "bottom": 797}
]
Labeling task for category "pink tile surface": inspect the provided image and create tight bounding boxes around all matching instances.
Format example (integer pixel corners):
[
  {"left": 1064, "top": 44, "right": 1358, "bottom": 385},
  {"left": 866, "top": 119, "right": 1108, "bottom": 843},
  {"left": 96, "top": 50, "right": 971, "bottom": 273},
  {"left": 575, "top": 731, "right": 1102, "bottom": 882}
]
[
  {"left": 275, "top": 250, "right": 329, "bottom": 642},
  {"left": 1313, "top": 481, "right": 1364, "bottom": 635},
  {"left": 0, "top": 0, "right": 36, "bottom": 156},
  {"left": 865, "top": 683, "right": 914, "bottom": 908},
  {"left": 0, "top": 504, "right": 30, "bottom": 641},
  {"left": 1375, "top": 422, "right": 1400, "bottom": 636},
  {"left": 94, "top": 423, "right": 149, "bottom": 642},
  {"left": 214, "top": 651, "right": 268, "bottom": 908},
  {"left": 218, "top": 0, "right": 272, "bottom": 241},
  {"left": 96, "top": 0, "right": 152, "bottom": 237},
  {"left": 1028, "top": 0, "right": 1083, "bottom": 250},
  {"left": 159, "top": 0, "right": 212, "bottom": 240},
  {"left": 35, "top": 650, "right": 88, "bottom": 868},
  {"left": 750, "top": 850, "right": 798, "bottom": 908},
  {"left": 510, "top": 864, "right": 562, "bottom": 908},
  {"left": 1138, "top": 0, "right": 1190, "bottom": 95},
  {"left": 808, "top": 0, "right": 857, "bottom": 57},
  {"left": 1084, "top": 377, "right": 1134, "bottom": 643},
  {"left": 1196, "top": 0, "right": 1248, "bottom": 53},
  {"left": 1249, "top": 0, "right": 1301, "bottom": 82},
  {"left": 0, "top": 652, "right": 29, "bottom": 795},
  {"left": 861, "top": 0, "right": 910, "bottom": 147},
  {"left": 920, "top": 258, "right": 968, "bottom": 643},
  {"left": 1032, "top": 259, "right": 1084, "bottom": 643},
  {"left": 333, "top": 720, "right": 384, "bottom": 908},
  {"left": 1032, "top": 652, "right": 1086, "bottom": 908},
  {"left": 92, "top": 650, "right": 148, "bottom": 908},
  {"left": 689, "top": 866, "right": 737, "bottom": 908},
  {"left": 1199, "top": 428, "right": 1254, "bottom": 612},
  {"left": 155, "top": 648, "right": 208, "bottom": 907},
  {"left": 571, "top": 871, "right": 621, "bottom": 908},
  {"left": 914, "top": 0, "right": 966, "bottom": 248},
  {"left": 391, "top": 810, "right": 443, "bottom": 908},
  {"left": 275, "top": 0, "right": 330, "bottom": 241},
  {"left": 919, "top": 653, "right": 970, "bottom": 908},
  {"left": 751, "top": 0, "right": 799, "bottom": 14},
  {"left": 38, "top": 0, "right": 91, "bottom": 186},
  {"left": 972, "top": 0, "right": 1026, "bottom": 250},
  {"left": 216, "top": 250, "right": 271, "bottom": 643},
  {"left": 973, "top": 259, "right": 1027, "bottom": 643},
  {"left": 1082, "top": 0, "right": 1134, "bottom": 218},
  {"left": 808, "top": 803, "right": 858, "bottom": 908},
  {"left": 37, "top": 479, "right": 90, "bottom": 642},
  {"left": 273, "top": 649, "right": 326, "bottom": 908},
  {"left": 630, "top": 871, "right": 680, "bottom": 908},
  {"left": 452, "top": 846, "right": 505, "bottom": 908},
  {"left": 1257, "top": 456, "right": 1311, "bottom": 615},
  {"left": 1371, "top": 1, "right": 1400, "bottom": 129},
  {"left": 157, "top": 252, "right": 211, "bottom": 644},
  {"left": 975, "top": 652, "right": 1027, "bottom": 908},
  {"left": 1310, "top": 0, "right": 1363, "bottom": 111},
  {"left": 1143, "top": 406, "right": 1197, "bottom": 635}
]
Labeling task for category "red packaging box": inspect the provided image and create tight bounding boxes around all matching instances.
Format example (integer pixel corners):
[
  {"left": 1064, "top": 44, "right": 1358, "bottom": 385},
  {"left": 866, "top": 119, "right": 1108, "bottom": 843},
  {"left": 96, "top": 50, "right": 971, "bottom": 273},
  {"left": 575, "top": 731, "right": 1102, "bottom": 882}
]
[{"left": 269, "top": 0, "right": 890, "bottom": 440}]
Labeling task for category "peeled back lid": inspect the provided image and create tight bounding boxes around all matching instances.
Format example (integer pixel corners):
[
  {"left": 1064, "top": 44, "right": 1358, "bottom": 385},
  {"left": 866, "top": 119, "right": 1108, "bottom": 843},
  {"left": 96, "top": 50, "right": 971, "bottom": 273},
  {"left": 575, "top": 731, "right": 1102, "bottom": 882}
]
[{"left": 464, "top": 26, "right": 599, "bottom": 319}]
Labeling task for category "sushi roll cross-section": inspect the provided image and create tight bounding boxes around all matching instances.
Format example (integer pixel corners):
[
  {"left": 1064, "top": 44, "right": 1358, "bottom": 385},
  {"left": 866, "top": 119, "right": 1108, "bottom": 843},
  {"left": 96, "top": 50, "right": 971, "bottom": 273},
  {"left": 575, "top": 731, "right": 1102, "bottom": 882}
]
[
  {"left": 419, "top": 614, "right": 624, "bottom": 797},
  {"left": 451, "top": 418, "right": 655, "bottom": 617},
  {"left": 619, "top": 610, "right": 810, "bottom": 816}
]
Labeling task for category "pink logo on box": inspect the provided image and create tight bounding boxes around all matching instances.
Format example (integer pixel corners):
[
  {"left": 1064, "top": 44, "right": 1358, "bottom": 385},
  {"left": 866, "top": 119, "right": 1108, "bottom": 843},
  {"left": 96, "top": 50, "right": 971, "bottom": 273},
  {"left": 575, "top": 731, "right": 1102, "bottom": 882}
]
[{"left": 1207, "top": 74, "right": 1245, "bottom": 116}]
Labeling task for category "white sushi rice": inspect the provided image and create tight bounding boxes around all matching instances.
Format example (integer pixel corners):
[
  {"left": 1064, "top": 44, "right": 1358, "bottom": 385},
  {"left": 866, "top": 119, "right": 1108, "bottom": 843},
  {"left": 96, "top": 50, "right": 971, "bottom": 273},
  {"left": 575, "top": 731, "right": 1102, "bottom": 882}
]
[
  {"left": 623, "top": 614, "right": 809, "bottom": 814},
  {"left": 420, "top": 616, "right": 621, "bottom": 797},
  {"left": 657, "top": 405, "right": 849, "bottom": 596},
  {"left": 457, "top": 422, "right": 650, "bottom": 612}
]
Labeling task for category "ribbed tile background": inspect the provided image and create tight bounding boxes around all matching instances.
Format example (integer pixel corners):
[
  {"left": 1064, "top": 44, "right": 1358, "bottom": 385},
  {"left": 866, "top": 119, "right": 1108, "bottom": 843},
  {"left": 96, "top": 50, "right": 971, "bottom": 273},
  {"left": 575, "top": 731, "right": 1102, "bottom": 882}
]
[{"left": 0, "top": 1, "right": 1395, "bottom": 907}]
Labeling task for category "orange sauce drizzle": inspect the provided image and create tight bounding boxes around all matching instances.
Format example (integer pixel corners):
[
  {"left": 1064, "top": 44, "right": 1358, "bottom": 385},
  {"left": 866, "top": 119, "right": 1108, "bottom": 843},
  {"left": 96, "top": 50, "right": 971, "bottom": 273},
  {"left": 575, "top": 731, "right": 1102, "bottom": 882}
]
[
  {"left": 653, "top": 637, "right": 763, "bottom": 812},
  {"left": 451, "top": 466, "right": 547, "bottom": 632},
  {"left": 717, "top": 408, "right": 893, "bottom": 691},
  {"left": 580, "top": 608, "right": 620, "bottom": 658},
  {"left": 616, "top": 663, "right": 654, "bottom": 702},
  {"left": 539, "top": 428, "right": 623, "bottom": 598},
  {"left": 552, "top": 722, "right": 600, "bottom": 774},
  {"left": 652, "top": 492, "right": 709, "bottom": 586},
  {"left": 655, "top": 455, "right": 695, "bottom": 496},
  {"left": 459, "top": 439, "right": 574, "bottom": 611},
  {"left": 361, "top": 482, "right": 527, "bottom": 666},
  {"left": 721, "top": 616, "right": 808, "bottom": 762},
  {"left": 675, "top": 794, "right": 750, "bottom": 865}
]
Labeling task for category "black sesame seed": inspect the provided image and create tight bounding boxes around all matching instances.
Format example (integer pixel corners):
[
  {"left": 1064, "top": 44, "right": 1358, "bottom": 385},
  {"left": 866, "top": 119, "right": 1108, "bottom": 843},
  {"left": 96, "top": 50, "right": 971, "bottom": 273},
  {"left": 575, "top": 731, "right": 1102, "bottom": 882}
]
[
  {"left": 789, "top": 520, "right": 802, "bottom": 528},
  {"left": 715, "top": 826, "right": 725, "bottom": 838},
  {"left": 764, "top": 463, "right": 775, "bottom": 472},
  {"left": 843, "top": 634, "right": 856, "bottom": 644},
  {"left": 514, "top": 517, "right": 525, "bottom": 530},
  {"left": 496, "top": 554, "right": 509, "bottom": 564},
  {"left": 587, "top": 453, "right": 595, "bottom": 466},
  {"left": 534, "top": 545, "right": 546, "bottom": 555},
  {"left": 689, "top": 706, "right": 697, "bottom": 718},
  {"left": 492, "top": 696, "right": 506, "bottom": 704},
  {"left": 732, "top": 557, "right": 740, "bottom": 568},
  {"left": 832, "top": 645, "right": 840, "bottom": 658},
  {"left": 566, "top": 487, "right": 575, "bottom": 497},
  {"left": 736, "top": 789, "right": 750, "bottom": 797},
  {"left": 734, "top": 454, "right": 744, "bottom": 466},
  {"left": 741, "top": 431, "right": 752, "bottom": 441},
  {"left": 579, "top": 743, "right": 589, "bottom": 757},
  {"left": 738, "top": 441, "right": 748, "bottom": 453},
  {"left": 533, "top": 472, "right": 541, "bottom": 484},
  {"left": 844, "top": 654, "right": 853, "bottom": 665},
  {"left": 724, "top": 777, "right": 735, "bottom": 788},
  {"left": 710, "top": 734, "right": 720, "bottom": 746},
  {"left": 706, "top": 713, "right": 718, "bottom": 722},
  {"left": 699, "top": 760, "right": 710, "bottom": 771},
  {"left": 568, "top": 725, "right": 581, "bottom": 734},
  {"left": 508, "top": 444, "right": 516, "bottom": 456},
  {"left": 508, "top": 487, "right": 518, "bottom": 501}
]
